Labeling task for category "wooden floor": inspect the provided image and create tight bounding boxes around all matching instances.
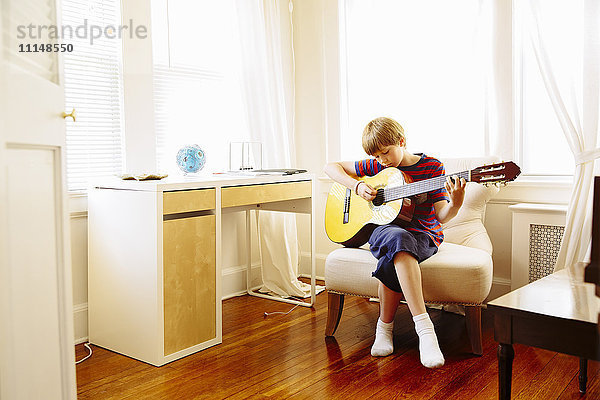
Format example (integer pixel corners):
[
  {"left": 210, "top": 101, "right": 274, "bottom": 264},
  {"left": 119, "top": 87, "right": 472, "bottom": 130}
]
[{"left": 76, "top": 290, "right": 600, "bottom": 399}]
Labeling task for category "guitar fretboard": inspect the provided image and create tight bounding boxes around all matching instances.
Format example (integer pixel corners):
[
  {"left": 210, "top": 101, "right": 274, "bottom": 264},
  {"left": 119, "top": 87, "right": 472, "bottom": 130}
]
[{"left": 383, "top": 170, "right": 470, "bottom": 202}]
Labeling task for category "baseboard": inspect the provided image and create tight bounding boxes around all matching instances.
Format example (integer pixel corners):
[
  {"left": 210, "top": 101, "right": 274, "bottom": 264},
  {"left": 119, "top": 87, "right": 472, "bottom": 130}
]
[
  {"left": 298, "top": 251, "right": 328, "bottom": 277},
  {"left": 486, "top": 277, "right": 512, "bottom": 301},
  {"left": 298, "top": 273, "right": 326, "bottom": 281},
  {"left": 73, "top": 303, "right": 89, "bottom": 345},
  {"left": 221, "top": 262, "right": 263, "bottom": 299}
]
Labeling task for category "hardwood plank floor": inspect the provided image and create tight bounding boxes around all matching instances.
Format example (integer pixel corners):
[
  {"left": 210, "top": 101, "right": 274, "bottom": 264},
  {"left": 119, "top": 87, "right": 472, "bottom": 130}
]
[{"left": 76, "top": 289, "right": 600, "bottom": 399}]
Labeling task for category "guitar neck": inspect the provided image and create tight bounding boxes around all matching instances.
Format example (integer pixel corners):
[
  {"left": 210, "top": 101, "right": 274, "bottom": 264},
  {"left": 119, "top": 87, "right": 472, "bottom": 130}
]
[{"left": 384, "top": 170, "right": 470, "bottom": 202}]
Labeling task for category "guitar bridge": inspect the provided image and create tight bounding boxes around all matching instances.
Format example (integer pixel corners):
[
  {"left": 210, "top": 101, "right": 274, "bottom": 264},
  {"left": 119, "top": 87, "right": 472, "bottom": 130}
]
[{"left": 343, "top": 188, "right": 351, "bottom": 224}]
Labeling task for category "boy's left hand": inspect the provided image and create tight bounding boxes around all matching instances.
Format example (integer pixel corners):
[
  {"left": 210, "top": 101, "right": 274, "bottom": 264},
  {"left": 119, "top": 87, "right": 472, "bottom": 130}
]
[{"left": 445, "top": 175, "right": 466, "bottom": 207}]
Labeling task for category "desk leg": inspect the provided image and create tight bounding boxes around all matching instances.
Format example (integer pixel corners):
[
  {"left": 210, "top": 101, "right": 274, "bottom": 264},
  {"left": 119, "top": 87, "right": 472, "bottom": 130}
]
[
  {"left": 310, "top": 189, "right": 316, "bottom": 307},
  {"left": 246, "top": 210, "right": 252, "bottom": 295},
  {"left": 498, "top": 343, "right": 514, "bottom": 400},
  {"left": 579, "top": 358, "right": 588, "bottom": 393}
]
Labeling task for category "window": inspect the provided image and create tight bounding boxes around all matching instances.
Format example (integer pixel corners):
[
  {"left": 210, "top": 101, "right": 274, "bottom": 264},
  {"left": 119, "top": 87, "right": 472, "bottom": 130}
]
[
  {"left": 340, "top": 0, "right": 593, "bottom": 177},
  {"left": 515, "top": 0, "right": 582, "bottom": 176},
  {"left": 340, "top": 0, "right": 486, "bottom": 161},
  {"left": 62, "top": 0, "right": 124, "bottom": 192},
  {"left": 152, "top": 0, "right": 249, "bottom": 175}
]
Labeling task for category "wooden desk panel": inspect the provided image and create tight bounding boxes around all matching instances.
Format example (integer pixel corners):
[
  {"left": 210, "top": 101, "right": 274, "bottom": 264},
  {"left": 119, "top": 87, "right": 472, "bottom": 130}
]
[
  {"left": 221, "top": 181, "right": 311, "bottom": 208},
  {"left": 163, "top": 214, "right": 216, "bottom": 356},
  {"left": 163, "top": 189, "right": 216, "bottom": 214}
]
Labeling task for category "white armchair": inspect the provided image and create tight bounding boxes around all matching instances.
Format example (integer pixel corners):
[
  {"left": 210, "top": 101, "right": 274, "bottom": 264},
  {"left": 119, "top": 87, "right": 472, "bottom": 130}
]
[{"left": 324, "top": 157, "right": 500, "bottom": 355}]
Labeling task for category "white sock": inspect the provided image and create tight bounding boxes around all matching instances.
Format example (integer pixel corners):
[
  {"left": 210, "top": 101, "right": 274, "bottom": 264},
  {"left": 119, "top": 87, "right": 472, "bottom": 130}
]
[
  {"left": 371, "top": 318, "right": 394, "bottom": 357},
  {"left": 413, "top": 313, "right": 445, "bottom": 368}
]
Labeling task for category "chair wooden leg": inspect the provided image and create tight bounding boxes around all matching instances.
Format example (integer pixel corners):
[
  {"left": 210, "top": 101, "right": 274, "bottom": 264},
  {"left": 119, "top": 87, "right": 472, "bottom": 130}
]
[
  {"left": 465, "top": 305, "right": 483, "bottom": 355},
  {"left": 325, "top": 292, "right": 345, "bottom": 336}
]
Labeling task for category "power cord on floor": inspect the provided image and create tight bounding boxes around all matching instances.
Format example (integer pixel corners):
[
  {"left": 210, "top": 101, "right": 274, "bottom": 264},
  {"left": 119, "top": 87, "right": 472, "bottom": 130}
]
[
  {"left": 76, "top": 342, "right": 93, "bottom": 364},
  {"left": 263, "top": 304, "right": 300, "bottom": 317}
]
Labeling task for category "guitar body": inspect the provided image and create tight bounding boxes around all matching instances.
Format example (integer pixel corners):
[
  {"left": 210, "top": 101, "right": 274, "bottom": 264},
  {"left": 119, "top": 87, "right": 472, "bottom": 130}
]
[{"left": 325, "top": 168, "right": 415, "bottom": 247}]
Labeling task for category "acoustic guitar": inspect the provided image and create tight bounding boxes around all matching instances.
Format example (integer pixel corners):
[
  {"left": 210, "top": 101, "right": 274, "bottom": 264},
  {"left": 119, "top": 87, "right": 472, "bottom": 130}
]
[{"left": 325, "top": 161, "right": 521, "bottom": 247}]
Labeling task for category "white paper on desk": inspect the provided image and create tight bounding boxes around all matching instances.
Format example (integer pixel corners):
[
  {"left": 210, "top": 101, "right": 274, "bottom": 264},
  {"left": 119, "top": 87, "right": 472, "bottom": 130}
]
[{"left": 220, "top": 170, "right": 286, "bottom": 177}]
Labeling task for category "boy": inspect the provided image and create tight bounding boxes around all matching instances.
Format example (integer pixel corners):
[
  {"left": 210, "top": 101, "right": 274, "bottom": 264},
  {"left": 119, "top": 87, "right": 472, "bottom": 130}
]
[{"left": 324, "top": 117, "right": 466, "bottom": 368}]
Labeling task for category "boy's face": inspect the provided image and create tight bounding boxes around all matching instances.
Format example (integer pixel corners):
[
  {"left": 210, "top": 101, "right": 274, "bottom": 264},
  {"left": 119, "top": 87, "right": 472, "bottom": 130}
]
[{"left": 372, "top": 143, "right": 405, "bottom": 168}]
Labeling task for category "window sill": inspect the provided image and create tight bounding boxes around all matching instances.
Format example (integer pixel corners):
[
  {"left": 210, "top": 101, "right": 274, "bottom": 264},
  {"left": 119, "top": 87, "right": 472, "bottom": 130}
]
[
  {"left": 68, "top": 191, "right": 88, "bottom": 215},
  {"left": 69, "top": 190, "right": 88, "bottom": 198},
  {"left": 510, "top": 175, "right": 573, "bottom": 189}
]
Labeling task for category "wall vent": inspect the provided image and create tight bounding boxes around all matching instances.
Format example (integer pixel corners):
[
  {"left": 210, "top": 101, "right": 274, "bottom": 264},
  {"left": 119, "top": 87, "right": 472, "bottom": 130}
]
[{"left": 528, "top": 224, "right": 565, "bottom": 283}]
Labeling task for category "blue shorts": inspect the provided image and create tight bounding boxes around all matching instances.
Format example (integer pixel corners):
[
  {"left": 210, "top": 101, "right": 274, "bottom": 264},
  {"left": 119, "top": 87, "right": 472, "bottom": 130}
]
[{"left": 368, "top": 224, "right": 438, "bottom": 293}]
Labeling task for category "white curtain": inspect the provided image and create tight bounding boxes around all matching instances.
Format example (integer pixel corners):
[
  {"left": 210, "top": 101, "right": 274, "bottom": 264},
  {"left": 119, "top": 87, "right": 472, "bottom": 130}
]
[
  {"left": 482, "top": 0, "right": 513, "bottom": 161},
  {"left": 527, "top": 1, "right": 600, "bottom": 275},
  {"left": 234, "top": 0, "right": 320, "bottom": 298}
]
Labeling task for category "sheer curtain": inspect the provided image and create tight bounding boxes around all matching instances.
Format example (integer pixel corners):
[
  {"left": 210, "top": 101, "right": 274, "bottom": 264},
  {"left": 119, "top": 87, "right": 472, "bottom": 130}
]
[
  {"left": 526, "top": 0, "right": 600, "bottom": 275},
  {"left": 234, "top": 0, "right": 320, "bottom": 298}
]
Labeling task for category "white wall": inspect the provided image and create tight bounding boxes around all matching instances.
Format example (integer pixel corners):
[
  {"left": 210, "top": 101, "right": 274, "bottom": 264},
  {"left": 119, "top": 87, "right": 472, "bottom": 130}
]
[{"left": 293, "top": 0, "right": 342, "bottom": 279}]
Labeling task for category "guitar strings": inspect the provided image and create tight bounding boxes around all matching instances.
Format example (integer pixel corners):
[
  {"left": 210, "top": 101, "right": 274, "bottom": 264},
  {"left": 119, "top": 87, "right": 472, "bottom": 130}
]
[{"left": 383, "top": 171, "right": 469, "bottom": 202}]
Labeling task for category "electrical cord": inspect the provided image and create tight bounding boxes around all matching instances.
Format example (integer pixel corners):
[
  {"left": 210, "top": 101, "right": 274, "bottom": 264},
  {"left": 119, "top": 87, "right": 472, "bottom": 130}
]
[
  {"left": 264, "top": 304, "right": 300, "bottom": 317},
  {"left": 75, "top": 342, "right": 93, "bottom": 364}
]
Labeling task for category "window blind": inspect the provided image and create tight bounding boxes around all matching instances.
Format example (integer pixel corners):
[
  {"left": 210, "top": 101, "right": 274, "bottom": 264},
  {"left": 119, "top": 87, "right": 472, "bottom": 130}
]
[
  {"left": 153, "top": 63, "right": 227, "bottom": 173},
  {"left": 61, "top": 0, "right": 124, "bottom": 192}
]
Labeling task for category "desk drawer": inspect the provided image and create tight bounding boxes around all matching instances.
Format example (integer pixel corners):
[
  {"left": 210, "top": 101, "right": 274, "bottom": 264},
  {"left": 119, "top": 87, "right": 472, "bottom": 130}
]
[
  {"left": 163, "top": 189, "right": 216, "bottom": 214},
  {"left": 221, "top": 181, "right": 311, "bottom": 208}
]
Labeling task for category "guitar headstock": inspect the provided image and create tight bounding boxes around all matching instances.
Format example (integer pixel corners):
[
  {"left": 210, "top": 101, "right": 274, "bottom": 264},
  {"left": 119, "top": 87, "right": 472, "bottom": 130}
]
[{"left": 471, "top": 161, "right": 521, "bottom": 187}]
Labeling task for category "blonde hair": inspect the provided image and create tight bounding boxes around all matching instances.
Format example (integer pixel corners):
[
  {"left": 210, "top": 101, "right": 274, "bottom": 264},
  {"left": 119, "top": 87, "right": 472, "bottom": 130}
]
[{"left": 362, "top": 117, "right": 406, "bottom": 155}]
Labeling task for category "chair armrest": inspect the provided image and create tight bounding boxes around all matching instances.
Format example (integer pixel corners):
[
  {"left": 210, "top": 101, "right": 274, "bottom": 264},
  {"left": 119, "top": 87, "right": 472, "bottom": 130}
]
[{"left": 442, "top": 182, "right": 498, "bottom": 255}]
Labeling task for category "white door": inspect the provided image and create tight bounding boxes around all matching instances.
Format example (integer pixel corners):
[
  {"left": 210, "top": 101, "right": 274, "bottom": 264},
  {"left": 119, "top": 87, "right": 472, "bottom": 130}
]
[{"left": 0, "top": 0, "right": 77, "bottom": 398}]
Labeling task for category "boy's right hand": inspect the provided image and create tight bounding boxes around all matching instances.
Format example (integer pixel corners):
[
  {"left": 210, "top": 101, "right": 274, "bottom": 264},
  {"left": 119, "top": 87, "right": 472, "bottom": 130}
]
[{"left": 356, "top": 181, "right": 377, "bottom": 201}]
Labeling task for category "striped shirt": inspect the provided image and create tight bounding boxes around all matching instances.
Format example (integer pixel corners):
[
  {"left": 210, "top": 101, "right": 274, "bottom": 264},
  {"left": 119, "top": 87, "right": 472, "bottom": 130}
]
[{"left": 354, "top": 153, "right": 449, "bottom": 246}]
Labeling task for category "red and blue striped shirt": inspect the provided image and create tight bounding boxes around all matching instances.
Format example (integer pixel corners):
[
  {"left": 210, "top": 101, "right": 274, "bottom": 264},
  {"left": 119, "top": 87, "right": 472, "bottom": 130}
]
[{"left": 354, "top": 153, "right": 449, "bottom": 246}]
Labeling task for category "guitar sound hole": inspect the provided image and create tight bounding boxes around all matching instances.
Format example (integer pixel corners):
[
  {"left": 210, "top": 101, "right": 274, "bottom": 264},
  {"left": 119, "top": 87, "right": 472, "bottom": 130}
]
[{"left": 372, "top": 189, "right": 385, "bottom": 207}]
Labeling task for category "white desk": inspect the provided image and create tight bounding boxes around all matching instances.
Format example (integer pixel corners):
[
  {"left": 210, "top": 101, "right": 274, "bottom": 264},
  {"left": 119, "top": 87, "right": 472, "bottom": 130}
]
[{"left": 88, "top": 173, "right": 315, "bottom": 366}]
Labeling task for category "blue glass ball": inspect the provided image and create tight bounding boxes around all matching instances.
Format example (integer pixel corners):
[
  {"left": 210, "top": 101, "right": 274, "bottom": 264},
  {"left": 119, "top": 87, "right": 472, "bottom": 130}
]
[{"left": 176, "top": 145, "right": 206, "bottom": 174}]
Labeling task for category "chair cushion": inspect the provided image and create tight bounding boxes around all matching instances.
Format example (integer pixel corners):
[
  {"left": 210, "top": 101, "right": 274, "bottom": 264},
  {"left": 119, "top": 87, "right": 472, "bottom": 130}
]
[
  {"left": 325, "top": 242, "right": 492, "bottom": 304},
  {"left": 441, "top": 182, "right": 496, "bottom": 254}
]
